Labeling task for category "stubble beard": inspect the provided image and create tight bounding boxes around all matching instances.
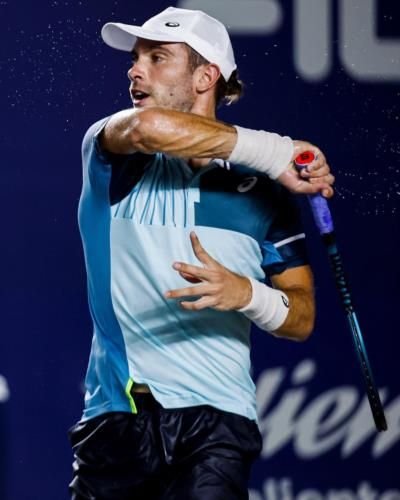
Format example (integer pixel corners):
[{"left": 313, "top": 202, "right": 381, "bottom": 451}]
[
  {"left": 143, "top": 72, "right": 196, "bottom": 112},
  {"left": 159, "top": 82, "right": 196, "bottom": 112}
]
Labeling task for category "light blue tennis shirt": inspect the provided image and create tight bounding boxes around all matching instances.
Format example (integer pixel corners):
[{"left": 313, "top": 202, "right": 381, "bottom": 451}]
[{"left": 78, "top": 117, "right": 308, "bottom": 422}]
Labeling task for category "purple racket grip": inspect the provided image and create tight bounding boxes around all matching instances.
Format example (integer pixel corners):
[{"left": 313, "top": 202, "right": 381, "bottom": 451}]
[
  {"left": 307, "top": 194, "right": 334, "bottom": 234},
  {"left": 294, "top": 152, "right": 334, "bottom": 234}
]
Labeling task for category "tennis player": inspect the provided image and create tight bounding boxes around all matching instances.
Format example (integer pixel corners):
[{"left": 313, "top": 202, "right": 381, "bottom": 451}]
[{"left": 68, "top": 7, "right": 335, "bottom": 500}]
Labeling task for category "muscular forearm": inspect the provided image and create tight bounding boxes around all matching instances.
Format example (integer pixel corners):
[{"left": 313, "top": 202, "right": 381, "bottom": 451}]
[
  {"left": 101, "top": 107, "right": 237, "bottom": 158},
  {"left": 101, "top": 107, "right": 334, "bottom": 197},
  {"left": 271, "top": 286, "right": 315, "bottom": 341}
]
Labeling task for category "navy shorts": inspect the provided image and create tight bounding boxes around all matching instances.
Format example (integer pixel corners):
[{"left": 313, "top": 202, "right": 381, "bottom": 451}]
[{"left": 68, "top": 393, "right": 262, "bottom": 499}]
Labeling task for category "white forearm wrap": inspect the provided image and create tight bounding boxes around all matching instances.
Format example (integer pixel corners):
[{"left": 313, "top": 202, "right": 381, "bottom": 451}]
[
  {"left": 228, "top": 126, "right": 294, "bottom": 179},
  {"left": 238, "top": 277, "right": 290, "bottom": 333}
]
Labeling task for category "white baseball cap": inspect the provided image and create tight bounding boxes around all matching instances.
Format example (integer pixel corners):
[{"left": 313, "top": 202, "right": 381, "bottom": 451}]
[{"left": 101, "top": 6, "right": 237, "bottom": 81}]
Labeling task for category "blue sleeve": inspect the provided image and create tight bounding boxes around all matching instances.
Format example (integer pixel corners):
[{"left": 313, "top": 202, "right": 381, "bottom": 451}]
[
  {"left": 261, "top": 186, "right": 308, "bottom": 277},
  {"left": 81, "top": 117, "right": 154, "bottom": 201},
  {"left": 82, "top": 116, "right": 113, "bottom": 165}
]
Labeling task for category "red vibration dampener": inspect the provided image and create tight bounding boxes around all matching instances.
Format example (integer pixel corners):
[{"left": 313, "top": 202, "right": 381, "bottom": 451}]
[{"left": 294, "top": 151, "right": 315, "bottom": 166}]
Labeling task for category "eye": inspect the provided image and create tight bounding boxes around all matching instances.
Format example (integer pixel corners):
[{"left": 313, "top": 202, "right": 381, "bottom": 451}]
[{"left": 152, "top": 54, "right": 164, "bottom": 63}]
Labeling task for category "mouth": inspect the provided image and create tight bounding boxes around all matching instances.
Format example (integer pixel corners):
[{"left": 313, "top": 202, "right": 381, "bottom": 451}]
[{"left": 131, "top": 90, "right": 151, "bottom": 106}]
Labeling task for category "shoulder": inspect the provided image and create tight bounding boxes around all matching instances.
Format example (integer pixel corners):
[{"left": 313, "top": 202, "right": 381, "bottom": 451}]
[{"left": 82, "top": 116, "right": 112, "bottom": 163}]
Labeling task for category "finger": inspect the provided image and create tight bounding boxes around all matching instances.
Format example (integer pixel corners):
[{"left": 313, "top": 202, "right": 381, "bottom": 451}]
[
  {"left": 172, "top": 261, "right": 210, "bottom": 280},
  {"left": 277, "top": 170, "right": 307, "bottom": 192},
  {"left": 307, "top": 147, "right": 326, "bottom": 165},
  {"left": 322, "top": 186, "right": 334, "bottom": 198},
  {"left": 309, "top": 174, "right": 335, "bottom": 185},
  {"left": 305, "top": 150, "right": 328, "bottom": 173},
  {"left": 190, "top": 231, "right": 215, "bottom": 267},
  {"left": 305, "top": 183, "right": 334, "bottom": 198},
  {"left": 312, "top": 149, "right": 326, "bottom": 167},
  {"left": 301, "top": 165, "right": 330, "bottom": 178},
  {"left": 307, "top": 157, "right": 325, "bottom": 173},
  {"left": 165, "top": 283, "right": 210, "bottom": 299},
  {"left": 179, "top": 271, "right": 202, "bottom": 284},
  {"left": 278, "top": 169, "right": 334, "bottom": 195},
  {"left": 179, "top": 296, "right": 217, "bottom": 311}
]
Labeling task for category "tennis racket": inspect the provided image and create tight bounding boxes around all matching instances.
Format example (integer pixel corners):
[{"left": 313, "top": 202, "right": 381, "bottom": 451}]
[{"left": 294, "top": 151, "right": 387, "bottom": 432}]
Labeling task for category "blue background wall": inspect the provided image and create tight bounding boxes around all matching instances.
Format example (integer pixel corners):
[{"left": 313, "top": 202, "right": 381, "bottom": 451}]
[{"left": 0, "top": 1, "right": 399, "bottom": 499}]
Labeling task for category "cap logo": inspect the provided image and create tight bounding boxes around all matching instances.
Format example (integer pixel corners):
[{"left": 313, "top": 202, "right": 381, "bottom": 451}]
[{"left": 165, "top": 22, "right": 180, "bottom": 27}]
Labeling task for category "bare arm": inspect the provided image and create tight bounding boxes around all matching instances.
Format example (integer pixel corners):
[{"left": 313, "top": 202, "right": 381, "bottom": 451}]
[
  {"left": 165, "top": 233, "right": 316, "bottom": 342},
  {"left": 269, "top": 266, "right": 315, "bottom": 341},
  {"left": 101, "top": 107, "right": 334, "bottom": 197},
  {"left": 101, "top": 107, "right": 237, "bottom": 159}
]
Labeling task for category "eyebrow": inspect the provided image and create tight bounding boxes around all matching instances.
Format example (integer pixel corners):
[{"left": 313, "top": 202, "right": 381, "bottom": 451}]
[{"left": 131, "top": 43, "right": 175, "bottom": 58}]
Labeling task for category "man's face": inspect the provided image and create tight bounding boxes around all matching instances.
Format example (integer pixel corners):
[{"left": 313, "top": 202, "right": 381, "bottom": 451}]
[{"left": 128, "top": 39, "right": 196, "bottom": 112}]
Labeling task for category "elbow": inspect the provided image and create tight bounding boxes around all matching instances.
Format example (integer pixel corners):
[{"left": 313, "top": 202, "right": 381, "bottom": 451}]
[
  {"left": 289, "top": 290, "right": 316, "bottom": 342},
  {"left": 293, "top": 314, "right": 315, "bottom": 342},
  {"left": 295, "top": 323, "right": 314, "bottom": 342},
  {"left": 272, "top": 313, "right": 315, "bottom": 342}
]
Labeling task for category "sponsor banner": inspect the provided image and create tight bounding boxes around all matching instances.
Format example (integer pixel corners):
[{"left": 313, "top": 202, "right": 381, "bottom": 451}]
[
  {"left": 255, "top": 360, "right": 399, "bottom": 460},
  {"left": 250, "top": 479, "right": 400, "bottom": 500},
  {"left": 248, "top": 357, "right": 399, "bottom": 495}
]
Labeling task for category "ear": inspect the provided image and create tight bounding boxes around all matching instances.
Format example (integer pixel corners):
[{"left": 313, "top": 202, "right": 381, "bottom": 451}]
[{"left": 194, "top": 63, "right": 221, "bottom": 94}]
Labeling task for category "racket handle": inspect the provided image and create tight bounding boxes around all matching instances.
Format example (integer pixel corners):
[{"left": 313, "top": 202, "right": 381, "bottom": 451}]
[
  {"left": 294, "top": 152, "right": 334, "bottom": 234},
  {"left": 321, "top": 233, "right": 354, "bottom": 314}
]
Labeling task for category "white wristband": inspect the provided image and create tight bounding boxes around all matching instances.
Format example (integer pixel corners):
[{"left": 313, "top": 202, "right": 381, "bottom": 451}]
[
  {"left": 228, "top": 126, "right": 294, "bottom": 179},
  {"left": 238, "top": 277, "right": 290, "bottom": 333}
]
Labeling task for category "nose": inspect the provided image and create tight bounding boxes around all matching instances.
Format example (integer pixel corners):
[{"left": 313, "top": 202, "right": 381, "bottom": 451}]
[{"left": 127, "top": 58, "right": 145, "bottom": 82}]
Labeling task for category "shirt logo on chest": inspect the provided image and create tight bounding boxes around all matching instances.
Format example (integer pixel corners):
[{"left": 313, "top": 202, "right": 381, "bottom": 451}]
[{"left": 237, "top": 176, "right": 258, "bottom": 193}]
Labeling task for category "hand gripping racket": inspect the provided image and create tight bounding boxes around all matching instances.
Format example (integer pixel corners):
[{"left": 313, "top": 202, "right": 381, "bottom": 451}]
[{"left": 294, "top": 151, "right": 387, "bottom": 432}]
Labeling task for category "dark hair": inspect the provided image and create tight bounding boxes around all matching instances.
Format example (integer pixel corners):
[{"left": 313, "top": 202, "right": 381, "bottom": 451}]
[{"left": 186, "top": 46, "right": 244, "bottom": 107}]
